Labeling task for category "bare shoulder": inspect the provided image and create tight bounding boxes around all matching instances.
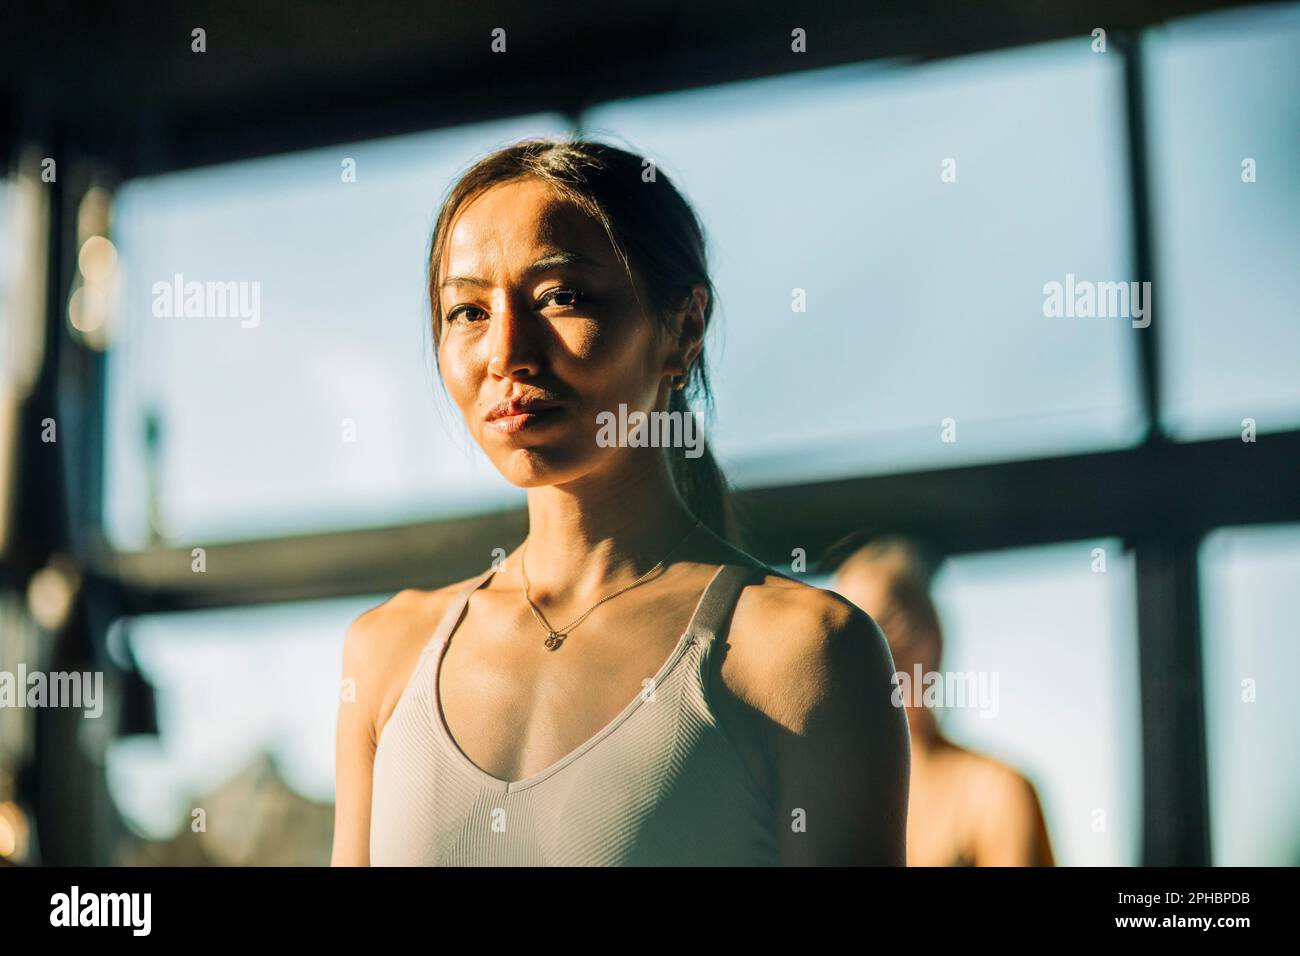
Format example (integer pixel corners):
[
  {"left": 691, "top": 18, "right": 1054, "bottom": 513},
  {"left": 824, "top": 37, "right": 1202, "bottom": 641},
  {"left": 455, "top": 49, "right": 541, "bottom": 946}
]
[
  {"left": 340, "top": 575, "right": 487, "bottom": 722},
  {"left": 960, "top": 749, "right": 1053, "bottom": 862},
  {"left": 966, "top": 751, "right": 1043, "bottom": 808},
  {"left": 345, "top": 574, "right": 484, "bottom": 651},
  {"left": 730, "top": 568, "right": 891, "bottom": 666},
  {"left": 726, "top": 569, "right": 896, "bottom": 732}
]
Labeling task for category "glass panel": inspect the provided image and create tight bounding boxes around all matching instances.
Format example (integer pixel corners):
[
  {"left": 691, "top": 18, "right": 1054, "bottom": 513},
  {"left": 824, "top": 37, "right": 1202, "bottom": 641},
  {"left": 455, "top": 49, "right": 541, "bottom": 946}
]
[
  {"left": 104, "top": 114, "right": 571, "bottom": 550},
  {"left": 105, "top": 594, "right": 380, "bottom": 864},
  {"left": 582, "top": 39, "right": 1143, "bottom": 488},
  {"left": 816, "top": 537, "right": 1142, "bottom": 865},
  {"left": 2, "top": 168, "right": 51, "bottom": 549},
  {"left": 1199, "top": 524, "right": 1300, "bottom": 866},
  {"left": 0, "top": 174, "right": 12, "bottom": 309},
  {"left": 1146, "top": 6, "right": 1300, "bottom": 439}
]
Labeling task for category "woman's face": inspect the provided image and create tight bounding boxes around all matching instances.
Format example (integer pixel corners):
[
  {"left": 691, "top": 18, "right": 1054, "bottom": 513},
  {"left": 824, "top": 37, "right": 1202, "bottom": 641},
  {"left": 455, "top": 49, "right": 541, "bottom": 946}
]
[{"left": 436, "top": 177, "right": 696, "bottom": 488}]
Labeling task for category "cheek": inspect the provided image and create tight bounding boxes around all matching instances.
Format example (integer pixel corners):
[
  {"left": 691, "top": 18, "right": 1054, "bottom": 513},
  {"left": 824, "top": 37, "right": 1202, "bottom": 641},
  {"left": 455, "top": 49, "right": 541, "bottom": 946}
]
[
  {"left": 550, "top": 316, "right": 607, "bottom": 366},
  {"left": 560, "top": 317, "right": 661, "bottom": 397},
  {"left": 438, "top": 335, "right": 484, "bottom": 412}
]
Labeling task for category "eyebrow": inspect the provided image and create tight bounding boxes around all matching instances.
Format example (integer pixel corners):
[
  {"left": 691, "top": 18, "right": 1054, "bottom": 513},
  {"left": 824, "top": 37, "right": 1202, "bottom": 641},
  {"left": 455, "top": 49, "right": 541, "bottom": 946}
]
[{"left": 440, "top": 251, "right": 603, "bottom": 291}]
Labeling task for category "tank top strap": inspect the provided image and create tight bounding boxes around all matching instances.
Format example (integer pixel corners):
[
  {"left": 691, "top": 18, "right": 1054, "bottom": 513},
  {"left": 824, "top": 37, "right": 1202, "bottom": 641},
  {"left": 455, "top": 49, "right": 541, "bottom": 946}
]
[
  {"left": 423, "top": 565, "right": 499, "bottom": 652},
  {"left": 425, "top": 554, "right": 766, "bottom": 653},
  {"left": 684, "top": 559, "right": 767, "bottom": 645}
]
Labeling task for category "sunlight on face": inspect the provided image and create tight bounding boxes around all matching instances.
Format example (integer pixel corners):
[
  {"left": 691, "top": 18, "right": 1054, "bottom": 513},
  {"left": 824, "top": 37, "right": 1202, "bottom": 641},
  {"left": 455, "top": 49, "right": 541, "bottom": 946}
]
[{"left": 436, "top": 178, "right": 673, "bottom": 488}]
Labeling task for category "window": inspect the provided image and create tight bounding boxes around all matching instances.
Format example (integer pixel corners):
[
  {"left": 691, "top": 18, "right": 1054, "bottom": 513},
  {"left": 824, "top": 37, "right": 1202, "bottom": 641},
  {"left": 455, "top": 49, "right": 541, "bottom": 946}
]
[
  {"left": 582, "top": 39, "right": 1144, "bottom": 488},
  {"left": 106, "top": 593, "right": 382, "bottom": 863},
  {"left": 104, "top": 114, "right": 571, "bottom": 550},
  {"left": 1199, "top": 524, "right": 1300, "bottom": 866},
  {"left": 0, "top": 174, "right": 13, "bottom": 309},
  {"left": 1146, "top": 6, "right": 1300, "bottom": 440}
]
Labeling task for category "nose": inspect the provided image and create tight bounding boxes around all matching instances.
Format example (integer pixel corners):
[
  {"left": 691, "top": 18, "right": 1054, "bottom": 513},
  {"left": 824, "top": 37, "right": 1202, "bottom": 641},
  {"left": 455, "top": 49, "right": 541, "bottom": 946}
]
[{"left": 487, "top": 290, "right": 543, "bottom": 381}]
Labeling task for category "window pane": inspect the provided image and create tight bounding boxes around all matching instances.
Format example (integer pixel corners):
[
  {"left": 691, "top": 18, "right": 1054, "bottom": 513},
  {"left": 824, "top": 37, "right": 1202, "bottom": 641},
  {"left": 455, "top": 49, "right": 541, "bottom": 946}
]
[
  {"left": 817, "top": 538, "right": 1142, "bottom": 865},
  {"left": 582, "top": 40, "right": 1143, "bottom": 488},
  {"left": 1, "top": 169, "right": 42, "bottom": 393},
  {"left": 1, "top": 173, "right": 14, "bottom": 401},
  {"left": 1146, "top": 6, "right": 1300, "bottom": 439},
  {"left": 104, "top": 115, "right": 571, "bottom": 550},
  {"left": 106, "top": 594, "right": 376, "bottom": 864},
  {"left": 2, "top": 168, "right": 49, "bottom": 537},
  {"left": 0, "top": 174, "right": 13, "bottom": 301},
  {"left": 1199, "top": 524, "right": 1300, "bottom": 866}
]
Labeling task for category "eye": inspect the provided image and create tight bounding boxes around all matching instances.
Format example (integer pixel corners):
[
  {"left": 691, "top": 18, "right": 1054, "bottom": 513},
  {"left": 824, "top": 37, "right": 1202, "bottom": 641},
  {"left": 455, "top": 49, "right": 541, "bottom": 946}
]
[
  {"left": 447, "top": 304, "right": 487, "bottom": 324},
  {"left": 539, "top": 287, "right": 586, "bottom": 309}
]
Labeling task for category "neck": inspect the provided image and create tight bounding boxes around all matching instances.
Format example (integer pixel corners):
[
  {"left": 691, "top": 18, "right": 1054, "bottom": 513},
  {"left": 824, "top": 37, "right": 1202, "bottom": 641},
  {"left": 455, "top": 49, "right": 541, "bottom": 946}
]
[
  {"left": 512, "top": 448, "right": 702, "bottom": 606},
  {"left": 906, "top": 705, "right": 944, "bottom": 756}
]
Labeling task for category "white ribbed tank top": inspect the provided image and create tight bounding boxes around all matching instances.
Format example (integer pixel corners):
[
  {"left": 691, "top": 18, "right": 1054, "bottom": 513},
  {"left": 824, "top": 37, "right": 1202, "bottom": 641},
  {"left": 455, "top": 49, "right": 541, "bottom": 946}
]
[{"left": 369, "top": 559, "right": 779, "bottom": 866}]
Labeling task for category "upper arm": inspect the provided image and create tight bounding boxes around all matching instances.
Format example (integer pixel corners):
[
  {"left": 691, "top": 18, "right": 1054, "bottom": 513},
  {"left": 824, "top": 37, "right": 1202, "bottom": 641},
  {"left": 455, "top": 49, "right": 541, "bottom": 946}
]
[
  {"left": 330, "top": 598, "right": 399, "bottom": 866},
  {"left": 973, "top": 771, "right": 1055, "bottom": 866},
  {"left": 761, "top": 592, "right": 910, "bottom": 865}
]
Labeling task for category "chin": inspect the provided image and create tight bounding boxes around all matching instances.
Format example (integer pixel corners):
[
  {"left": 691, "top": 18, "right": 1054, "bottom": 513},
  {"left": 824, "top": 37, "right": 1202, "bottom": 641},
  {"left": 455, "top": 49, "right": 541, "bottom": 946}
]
[{"left": 490, "top": 447, "right": 596, "bottom": 488}]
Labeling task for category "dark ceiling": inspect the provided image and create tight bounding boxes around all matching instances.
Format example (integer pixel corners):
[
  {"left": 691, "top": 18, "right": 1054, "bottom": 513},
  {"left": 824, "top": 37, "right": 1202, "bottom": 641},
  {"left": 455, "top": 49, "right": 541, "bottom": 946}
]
[{"left": 1, "top": 0, "right": 1260, "bottom": 175}]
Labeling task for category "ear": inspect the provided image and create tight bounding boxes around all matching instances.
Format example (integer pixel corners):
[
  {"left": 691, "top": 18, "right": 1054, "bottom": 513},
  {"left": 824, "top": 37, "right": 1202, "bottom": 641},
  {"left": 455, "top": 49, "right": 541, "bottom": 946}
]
[{"left": 665, "top": 284, "right": 709, "bottom": 373}]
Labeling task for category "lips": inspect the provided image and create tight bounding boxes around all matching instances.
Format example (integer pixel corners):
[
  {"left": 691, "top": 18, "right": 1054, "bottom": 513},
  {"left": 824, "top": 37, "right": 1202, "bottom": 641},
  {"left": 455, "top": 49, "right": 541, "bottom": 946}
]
[
  {"left": 485, "top": 398, "right": 560, "bottom": 422},
  {"left": 485, "top": 398, "right": 565, "bottom": 434}
]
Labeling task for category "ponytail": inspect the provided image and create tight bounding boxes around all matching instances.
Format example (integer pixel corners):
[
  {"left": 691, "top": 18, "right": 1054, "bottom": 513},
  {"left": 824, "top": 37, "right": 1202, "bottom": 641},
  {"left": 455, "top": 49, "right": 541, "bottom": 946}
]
[{"left": 666, "top": 386, "right": 743, "bottom": 548}]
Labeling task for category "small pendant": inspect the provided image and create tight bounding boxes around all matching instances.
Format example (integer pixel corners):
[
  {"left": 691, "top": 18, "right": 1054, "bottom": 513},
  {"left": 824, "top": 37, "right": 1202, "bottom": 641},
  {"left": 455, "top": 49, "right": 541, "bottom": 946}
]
[{"left": 544, "top": 631, "right": 565, "bottom": 651}]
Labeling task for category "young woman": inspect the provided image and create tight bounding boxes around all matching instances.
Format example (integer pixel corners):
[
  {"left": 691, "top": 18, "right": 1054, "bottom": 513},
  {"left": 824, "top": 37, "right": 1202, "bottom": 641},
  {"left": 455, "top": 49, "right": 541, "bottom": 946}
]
[{"left": 331, "top": 139, "right": 909, "bottom": 866}]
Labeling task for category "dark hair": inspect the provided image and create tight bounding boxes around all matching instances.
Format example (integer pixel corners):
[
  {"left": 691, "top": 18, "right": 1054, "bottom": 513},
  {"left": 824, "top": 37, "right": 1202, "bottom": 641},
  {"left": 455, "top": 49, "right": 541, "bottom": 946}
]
[
  {"left": 427, "top": 137, "right": 742, "bottom": 545},
  {"left": 820, "top": 529, "right": 943, "bottom": 584}
]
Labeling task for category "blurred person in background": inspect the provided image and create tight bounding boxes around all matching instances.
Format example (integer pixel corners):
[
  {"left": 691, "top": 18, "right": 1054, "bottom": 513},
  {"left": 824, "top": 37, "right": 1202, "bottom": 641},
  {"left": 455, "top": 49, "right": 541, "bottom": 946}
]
[{"left": 831, "top": 535, "right": 1055, "bottom": 866}]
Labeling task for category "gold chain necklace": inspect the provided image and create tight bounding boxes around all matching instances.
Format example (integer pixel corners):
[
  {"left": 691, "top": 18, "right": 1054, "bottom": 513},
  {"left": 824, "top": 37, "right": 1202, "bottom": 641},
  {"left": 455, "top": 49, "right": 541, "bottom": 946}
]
[{"left": 519, "top": 519, "right": 703, "bottom": 651}]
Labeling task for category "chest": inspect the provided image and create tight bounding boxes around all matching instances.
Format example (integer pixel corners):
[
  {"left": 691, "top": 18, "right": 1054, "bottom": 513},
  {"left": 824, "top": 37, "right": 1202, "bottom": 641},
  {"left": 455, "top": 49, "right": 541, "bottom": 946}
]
[
  {"left": 435, "top": 590, "right": 772, "bottom": 794},
  {"left": 906, "top": 760, "right": 984, "bottom": 865}
]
